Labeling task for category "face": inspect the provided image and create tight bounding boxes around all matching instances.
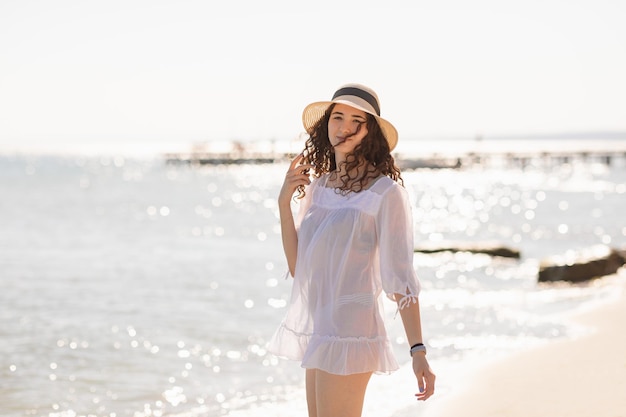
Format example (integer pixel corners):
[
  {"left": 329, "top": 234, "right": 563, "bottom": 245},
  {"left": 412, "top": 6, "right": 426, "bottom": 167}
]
[{"left": 327, "top": 103, "right": 369, "bottom": 153}]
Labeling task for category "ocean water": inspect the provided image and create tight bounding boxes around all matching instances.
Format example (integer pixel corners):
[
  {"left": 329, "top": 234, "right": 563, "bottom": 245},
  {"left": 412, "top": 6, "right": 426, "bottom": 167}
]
[{"left": 1, "top": 144, "right": 625, "bottom": 417}]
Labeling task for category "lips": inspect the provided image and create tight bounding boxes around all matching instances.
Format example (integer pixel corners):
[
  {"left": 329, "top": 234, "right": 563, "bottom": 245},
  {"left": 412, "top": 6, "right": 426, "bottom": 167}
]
[{"left": 334, "top": 137, "right": 347, "bottom": 146}]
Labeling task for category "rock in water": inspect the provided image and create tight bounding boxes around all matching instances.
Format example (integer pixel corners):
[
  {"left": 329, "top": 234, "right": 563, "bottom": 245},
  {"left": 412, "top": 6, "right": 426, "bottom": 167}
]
[
  {"left": 538, "top": 245, "right": 626, "bottom": 283},
  {"left": 414, "top": 241, "right": 521, "bottom": 259}
]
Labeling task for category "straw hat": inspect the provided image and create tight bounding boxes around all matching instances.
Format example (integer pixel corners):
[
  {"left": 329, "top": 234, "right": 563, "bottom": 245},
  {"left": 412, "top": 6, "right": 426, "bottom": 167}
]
[{"left": 301, "top": 83, "right": 399, "bottom": 151}]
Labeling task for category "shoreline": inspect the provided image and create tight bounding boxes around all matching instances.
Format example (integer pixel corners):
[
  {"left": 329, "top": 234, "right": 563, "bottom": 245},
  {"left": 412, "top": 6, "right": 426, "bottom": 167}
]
[{"left": 415, "top": 271, "right": 626, "bottom": 417}]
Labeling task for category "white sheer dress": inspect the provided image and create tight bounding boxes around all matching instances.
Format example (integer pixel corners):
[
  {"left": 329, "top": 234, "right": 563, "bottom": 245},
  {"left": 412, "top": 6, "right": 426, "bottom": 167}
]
[{"left": 268, "top": 173, "right": 421, "bottom": 375}]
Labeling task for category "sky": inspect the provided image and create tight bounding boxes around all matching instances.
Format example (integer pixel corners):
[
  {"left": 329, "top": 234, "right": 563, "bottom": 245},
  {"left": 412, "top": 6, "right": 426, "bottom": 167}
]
[{"left": 1, "top": 0, "right": 625, "bottom": 155}]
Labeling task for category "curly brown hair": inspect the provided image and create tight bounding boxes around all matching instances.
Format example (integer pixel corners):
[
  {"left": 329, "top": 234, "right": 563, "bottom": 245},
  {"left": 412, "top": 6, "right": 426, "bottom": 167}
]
[{"left": 296, "top": 103, "right": 403, "bottom": 199}]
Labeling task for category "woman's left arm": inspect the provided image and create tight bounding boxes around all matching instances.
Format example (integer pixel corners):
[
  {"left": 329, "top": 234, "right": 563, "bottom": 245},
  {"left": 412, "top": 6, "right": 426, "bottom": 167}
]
[{"left": 396, "top": 296, "right": 436, "bottom": 401}]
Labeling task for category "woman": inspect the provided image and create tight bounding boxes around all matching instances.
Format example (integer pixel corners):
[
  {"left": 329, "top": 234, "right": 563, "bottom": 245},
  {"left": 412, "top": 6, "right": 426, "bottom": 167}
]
[{"left": 269, "top": 84, "right": 435, "bottom": 417}]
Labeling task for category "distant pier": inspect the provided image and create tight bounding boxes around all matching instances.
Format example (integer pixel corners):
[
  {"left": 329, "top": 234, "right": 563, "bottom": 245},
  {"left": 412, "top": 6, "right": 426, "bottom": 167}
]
[
  {"left": 164, "top": 138, "right": 626, "bottom": 169},
  {"left": 164, "top": 140, "right": 288, "bottom": 165},
  {"left": 397, "top": 149, "right": 626, "bottom": 170},
  {"left": 164, "top": 152, "right": 281, "bottom": 165}
]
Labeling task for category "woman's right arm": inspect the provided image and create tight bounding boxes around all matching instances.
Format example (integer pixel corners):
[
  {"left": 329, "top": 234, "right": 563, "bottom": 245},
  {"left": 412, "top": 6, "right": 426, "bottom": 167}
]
[{"left": 278, "top": 154, "right": 313, "bottom": 277}]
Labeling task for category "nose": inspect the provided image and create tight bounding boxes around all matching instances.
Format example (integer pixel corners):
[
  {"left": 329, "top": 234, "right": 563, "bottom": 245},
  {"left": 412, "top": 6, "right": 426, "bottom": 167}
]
[{"left": 340, "top": 120, "right": 352, "bottom": 134}]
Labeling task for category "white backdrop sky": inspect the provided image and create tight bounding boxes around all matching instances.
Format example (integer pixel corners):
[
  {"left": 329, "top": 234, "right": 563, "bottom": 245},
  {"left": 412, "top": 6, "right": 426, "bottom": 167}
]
[{"left": 1, "top": 0, "right": 625, "bottom": 154}]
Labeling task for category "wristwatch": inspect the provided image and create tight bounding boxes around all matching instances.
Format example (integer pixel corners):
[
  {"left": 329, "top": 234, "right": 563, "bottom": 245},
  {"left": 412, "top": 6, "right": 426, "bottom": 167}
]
[{"left": 410, "top": 343, "right": 426, "bottom": 357}]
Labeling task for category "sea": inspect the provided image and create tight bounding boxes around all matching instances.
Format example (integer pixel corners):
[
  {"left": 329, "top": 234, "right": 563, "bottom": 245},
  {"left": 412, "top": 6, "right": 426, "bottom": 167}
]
[{"left": 1, "top": 138, "right": 625, "bottom": 417}]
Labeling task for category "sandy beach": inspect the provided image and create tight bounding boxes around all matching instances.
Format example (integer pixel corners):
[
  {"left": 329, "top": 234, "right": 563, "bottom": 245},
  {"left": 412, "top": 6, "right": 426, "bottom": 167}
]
[{"left": 421, "top": 271, "right": 626, "bottom": 417}]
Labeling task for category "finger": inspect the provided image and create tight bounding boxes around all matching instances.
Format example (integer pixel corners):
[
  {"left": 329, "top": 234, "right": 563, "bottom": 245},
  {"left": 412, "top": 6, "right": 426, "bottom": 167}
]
[
  {"left": 285, "top": 170, "right": 312, "bottom": 185},
  {"left": 415, "top": 390, "right": 430, "bottom": 401},
  {"left": 299, "top": 165, "right": 314, "bottom": 175},
  {"left": 289, "top": 153, "right": 305, "bottom": 170},
  {"left": 286, "top": 168, "right": 312, "bottom": 182},
  {"left": 415, "top": 378, "right": 425, "bottom": 399},
  {"left": 288, "top": 166, "right": 314, "bottom": 180},
  {"left": 415, "top": 376, "right": 435, "bottom": 401}
]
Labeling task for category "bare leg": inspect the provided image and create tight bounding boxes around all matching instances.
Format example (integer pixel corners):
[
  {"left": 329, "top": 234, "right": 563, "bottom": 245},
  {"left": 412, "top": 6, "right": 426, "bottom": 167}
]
[
  {"left": 307, "top": 368, "right": 372, "bottom": 417},
  {"left": 306, "top": 369, "right": 318, "bottom": 417}
]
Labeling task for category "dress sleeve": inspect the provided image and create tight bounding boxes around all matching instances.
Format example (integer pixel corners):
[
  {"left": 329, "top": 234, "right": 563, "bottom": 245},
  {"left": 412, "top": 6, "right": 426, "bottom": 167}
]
[{"left": 377, "top": 183, "right": 421, "bottom": 309}]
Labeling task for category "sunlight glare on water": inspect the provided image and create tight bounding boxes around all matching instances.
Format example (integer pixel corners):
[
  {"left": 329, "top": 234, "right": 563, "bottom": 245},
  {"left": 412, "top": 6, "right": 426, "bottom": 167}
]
[{"left": 0, "top": 152, "right": 624, "bottom": 417}]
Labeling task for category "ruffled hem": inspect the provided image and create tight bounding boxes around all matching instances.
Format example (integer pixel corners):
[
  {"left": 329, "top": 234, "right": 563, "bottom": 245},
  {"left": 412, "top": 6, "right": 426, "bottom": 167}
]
[
  {"left": 303, "top": 334, "right": 399, "bottom": 375},
  {"left": 267, "top": 322, "right": 310, "bottom": 361},
  {"left": 269, "top": 323, "right": 399, "bottom": 375}
]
